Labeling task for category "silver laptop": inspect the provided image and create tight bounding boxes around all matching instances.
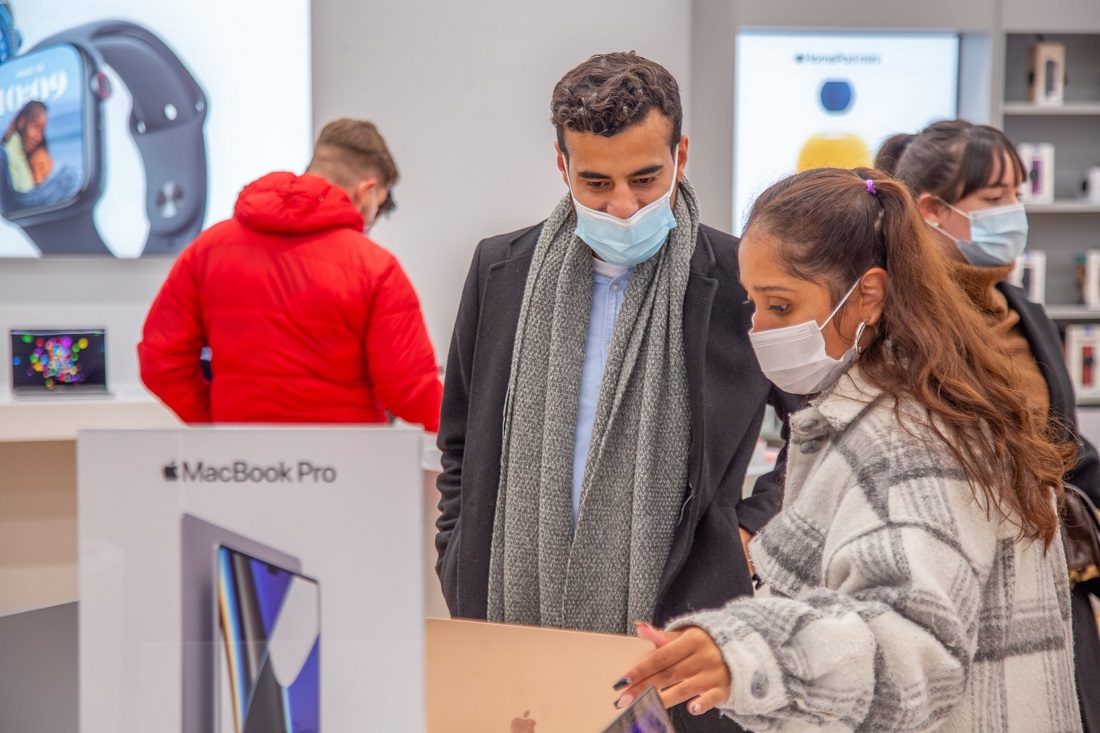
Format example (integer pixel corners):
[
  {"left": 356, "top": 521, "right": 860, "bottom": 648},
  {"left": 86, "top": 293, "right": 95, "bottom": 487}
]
[
  {"left": 426, "top": 617, "right": 653, "bottom": 732},
  {"left": 9, "top": 328, "right": 108, "bottom": 396}
]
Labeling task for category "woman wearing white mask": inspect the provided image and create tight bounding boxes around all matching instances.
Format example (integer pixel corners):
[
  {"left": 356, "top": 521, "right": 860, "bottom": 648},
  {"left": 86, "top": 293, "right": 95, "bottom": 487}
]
[
  {"left": 881, "top": 120, "right": 1100, "bottom": 732},
  {"left": 610, "top": 167, "right": 1079, "bottom": 732}
]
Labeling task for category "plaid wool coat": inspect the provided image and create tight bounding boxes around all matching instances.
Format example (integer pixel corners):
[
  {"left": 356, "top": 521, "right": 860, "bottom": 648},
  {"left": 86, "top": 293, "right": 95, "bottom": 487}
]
[{"left": 673, "top": 368, "right": 1080, "bottom": 732}]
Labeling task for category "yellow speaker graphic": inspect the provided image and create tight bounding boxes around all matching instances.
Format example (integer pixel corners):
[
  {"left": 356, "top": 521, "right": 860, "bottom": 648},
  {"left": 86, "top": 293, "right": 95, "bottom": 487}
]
[{"left": 797, "top": 133, "right": 871, "bottom": 171}]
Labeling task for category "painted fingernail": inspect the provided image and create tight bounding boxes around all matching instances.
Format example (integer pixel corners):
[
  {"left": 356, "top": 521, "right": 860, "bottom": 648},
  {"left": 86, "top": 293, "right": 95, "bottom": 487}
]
[
  {"left": 612, "top": 677, "right": 631, "bottom": 691},
  {"left": 690, "top": 702, "right": 703, "bottom": 715},
  {"left": 614, "top": 694, "right": 635, "bottom": 709}
]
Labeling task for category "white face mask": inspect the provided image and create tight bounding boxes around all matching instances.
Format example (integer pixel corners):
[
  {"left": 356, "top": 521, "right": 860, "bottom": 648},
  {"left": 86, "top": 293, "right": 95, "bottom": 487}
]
[{"left": 748, "top": 279, "right": 866, "bottom": 395}]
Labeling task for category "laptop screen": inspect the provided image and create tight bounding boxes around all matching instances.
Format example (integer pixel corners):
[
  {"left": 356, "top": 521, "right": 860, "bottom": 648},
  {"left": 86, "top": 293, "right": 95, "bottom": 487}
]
[{"left": 10, "top": 329, "right": 107, "bottom": 393}]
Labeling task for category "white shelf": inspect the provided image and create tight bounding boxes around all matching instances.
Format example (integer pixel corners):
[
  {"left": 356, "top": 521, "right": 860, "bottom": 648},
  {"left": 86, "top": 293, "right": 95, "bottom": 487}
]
[
  {"left": 0, "top": 387, "right": 182, "bottom": 442},
  {"left": 1042, "top": 305, "right": 1100, "bottom": 321},
  {"left": 1025, "top": 201, "right": 1100, "bottom": 214},
  {"left": 1003, "top": 102, "right": 1100, "bottom": 115}
]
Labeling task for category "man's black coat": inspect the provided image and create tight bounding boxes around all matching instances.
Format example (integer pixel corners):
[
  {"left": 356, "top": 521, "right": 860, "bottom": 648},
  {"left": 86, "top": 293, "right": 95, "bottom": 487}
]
[{"left": 434, "top": 221, "right": 794, "bottom": 731}]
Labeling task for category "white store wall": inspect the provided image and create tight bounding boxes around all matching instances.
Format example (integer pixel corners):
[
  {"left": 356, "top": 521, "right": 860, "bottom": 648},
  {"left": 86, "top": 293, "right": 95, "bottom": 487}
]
[
  {"left": 311, "top": 0, "right": 693, "bottom": 360},
  {"left": 0, "top": 0, "right": 692, "bottom": 398}
]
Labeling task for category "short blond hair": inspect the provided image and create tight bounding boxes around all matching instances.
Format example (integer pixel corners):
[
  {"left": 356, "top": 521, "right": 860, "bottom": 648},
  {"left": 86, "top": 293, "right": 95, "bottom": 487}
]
[{"left": 309, "top": 118, "right": 399, "bottom": 213}]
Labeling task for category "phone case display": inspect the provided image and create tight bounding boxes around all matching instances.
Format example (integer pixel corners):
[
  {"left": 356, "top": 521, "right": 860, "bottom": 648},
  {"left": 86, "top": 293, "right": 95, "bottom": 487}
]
[
  {"left": 1009, "top": 250, "right": 1046, "bottom": 304},
  {"left": 1081, "top": 166, "right": 1100, "bottom": 205},
  {"left": 1029, "top": 42, "right": 1066, "bottom": 106},
  {"left": 1078, "top": 251, "right": 1100, "bottom": 308},
  {"left": 1067, "top": 324, "right": 1100, "bottom": 399},
  {"left": 1018, "top": 143, "right": 1055, "bottom": 204}
]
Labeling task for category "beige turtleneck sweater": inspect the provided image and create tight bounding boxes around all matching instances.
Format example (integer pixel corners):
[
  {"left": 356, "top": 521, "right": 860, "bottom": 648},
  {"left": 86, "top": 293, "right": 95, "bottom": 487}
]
[{"left": 948, "top": 259, "right": 1050, "bottom": 416}]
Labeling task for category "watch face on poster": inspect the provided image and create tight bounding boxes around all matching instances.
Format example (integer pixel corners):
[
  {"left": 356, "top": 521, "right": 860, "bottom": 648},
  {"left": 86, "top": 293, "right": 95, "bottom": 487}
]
[
  {"left": 0, "top": 4, "right": 311, "bottom": 259},
  {"left": 0, "top": 44, "right": 90, "bottom": 219}
]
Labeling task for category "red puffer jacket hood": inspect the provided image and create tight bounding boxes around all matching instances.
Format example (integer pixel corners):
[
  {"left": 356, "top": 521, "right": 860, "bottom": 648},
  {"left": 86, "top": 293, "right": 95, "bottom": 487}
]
[{"left": 233, "top": 171, "right": 364, "bottom": 235}]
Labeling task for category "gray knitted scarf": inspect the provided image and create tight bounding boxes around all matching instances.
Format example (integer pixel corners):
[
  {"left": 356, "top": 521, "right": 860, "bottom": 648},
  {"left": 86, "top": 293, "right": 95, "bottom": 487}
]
[{"left": 487, "top": 179, "right": 699, "bottom": 635}]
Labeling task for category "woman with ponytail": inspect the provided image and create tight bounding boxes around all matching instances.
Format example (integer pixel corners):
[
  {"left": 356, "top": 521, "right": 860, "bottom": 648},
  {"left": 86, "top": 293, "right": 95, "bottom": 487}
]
[
  {"left": 611, "top": 168, "right": 1079, "bottom": 732},
  {"left": 882, "top": 119, "right": 1100, "bottom": 732}
]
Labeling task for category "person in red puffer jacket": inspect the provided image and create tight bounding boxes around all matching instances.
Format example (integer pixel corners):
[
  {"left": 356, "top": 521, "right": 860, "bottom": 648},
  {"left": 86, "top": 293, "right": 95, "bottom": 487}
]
[{"left": 139, "top": 119, "right": 442, "bottom": 431}]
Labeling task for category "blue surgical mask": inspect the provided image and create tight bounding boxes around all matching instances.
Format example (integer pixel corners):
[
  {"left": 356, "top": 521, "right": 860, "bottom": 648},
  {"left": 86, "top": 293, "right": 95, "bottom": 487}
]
[
  {"left": 565, "top": 156, "right": 679, "bottom": 266},
  {"left": 929, "top": 199, "right": 1029, "bottom": 267}
]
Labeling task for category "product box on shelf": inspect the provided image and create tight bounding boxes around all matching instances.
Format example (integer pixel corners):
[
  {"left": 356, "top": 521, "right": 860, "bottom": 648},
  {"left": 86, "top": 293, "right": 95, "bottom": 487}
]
[
  {"left": 1029, "top": 42, "right": 1066, "bottom": 106},
  {"left": 1009, "top": 250, "right": 1046, "bottom": 304},
  {"left": 1066, "top": 325, "right": 1100, "bottom": 399},
  {"left": 1078, "top": 251, "right": 1100, "bottom": 308},
  {"left": 1082, "top": 166, "right": 1100, "bottom": 205},
  {"left": 1018, "top": 143, "right": 1056, "bottom": 204}
]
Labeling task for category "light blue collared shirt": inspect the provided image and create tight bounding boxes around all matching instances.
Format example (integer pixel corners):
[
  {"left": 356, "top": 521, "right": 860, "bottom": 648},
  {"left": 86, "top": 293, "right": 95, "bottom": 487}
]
[{"left": 571, "top": 258, "right": 635, "bottom": 528}]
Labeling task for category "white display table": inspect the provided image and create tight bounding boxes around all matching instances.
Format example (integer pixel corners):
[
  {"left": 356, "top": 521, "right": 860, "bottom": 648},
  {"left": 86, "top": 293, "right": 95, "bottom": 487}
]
[
  {"left": 0, "top": 388, "right": 181, "bottom": 617},
  {"left": 0, "top": 386, "right": 181, "bottom": 443}
]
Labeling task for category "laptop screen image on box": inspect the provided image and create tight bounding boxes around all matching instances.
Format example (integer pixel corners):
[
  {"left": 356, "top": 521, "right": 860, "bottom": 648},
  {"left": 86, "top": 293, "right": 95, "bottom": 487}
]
[
  {"left": 217, "top": 545, "right": 320, "bottom": 733},
  {"left": 426, "top": 618, "right": 653, "bottom": 733},
  {"left": 9, "top": 328, "right": 107, "bottom": 394},
  {"left": 180, "top": 514, "right": 308, "bottom": 733}
]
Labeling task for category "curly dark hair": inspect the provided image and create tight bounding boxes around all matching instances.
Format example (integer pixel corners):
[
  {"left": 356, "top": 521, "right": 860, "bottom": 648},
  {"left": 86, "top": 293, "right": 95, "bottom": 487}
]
[{"left": 551, "top": 51, "right": 682, "bottom": 158}]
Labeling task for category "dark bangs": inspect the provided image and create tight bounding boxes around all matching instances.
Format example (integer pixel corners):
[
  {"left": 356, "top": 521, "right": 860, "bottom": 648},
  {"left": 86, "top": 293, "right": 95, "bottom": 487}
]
[{"left": 953, "top": 125, "right": 1026, "bottom": 202}]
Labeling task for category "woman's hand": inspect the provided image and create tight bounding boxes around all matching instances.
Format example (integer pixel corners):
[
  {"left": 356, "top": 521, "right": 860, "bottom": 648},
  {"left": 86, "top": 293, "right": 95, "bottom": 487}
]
[{"left": 612, "top": 621, "right": 731, "bottom": 716}]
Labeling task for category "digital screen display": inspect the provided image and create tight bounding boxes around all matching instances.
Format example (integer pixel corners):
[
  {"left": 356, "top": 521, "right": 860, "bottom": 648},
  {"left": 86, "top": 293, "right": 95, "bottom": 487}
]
[
  {"left": 0, "top": 44, "right": 87, "bottom": 218},
  {"left": 733, "top": 31, "right": 959, "bottom": 234},
  {"left": 217, "top": 546, "right": 320, "bottom": 733},
  {"left": 10, "top": 328, "right": 105, "bottom": 391},
  {"left": 601, "top": 688, "right": 673, "bottom": 733}
]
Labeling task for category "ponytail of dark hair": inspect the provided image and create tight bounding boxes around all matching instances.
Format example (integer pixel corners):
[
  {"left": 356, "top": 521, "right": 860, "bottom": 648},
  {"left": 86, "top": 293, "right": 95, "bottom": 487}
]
[
  {"left": 745, "top": 167, "right": 1071, "bottom": 545},
  {"left": 873, "top": 133, "right": 915, "bottom": 176}
]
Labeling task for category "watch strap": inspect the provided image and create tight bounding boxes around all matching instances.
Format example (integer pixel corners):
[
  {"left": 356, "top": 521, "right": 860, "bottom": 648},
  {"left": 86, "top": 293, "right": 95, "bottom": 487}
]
[
  {"left": 30, "top": 20, "right": 207, "bottom": 255},
  {"left": 22, "top": 212, "right": 110, "bottom": 255}
]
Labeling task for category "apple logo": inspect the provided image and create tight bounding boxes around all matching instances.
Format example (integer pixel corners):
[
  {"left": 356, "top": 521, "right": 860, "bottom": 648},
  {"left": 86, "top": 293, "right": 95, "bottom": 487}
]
[
  {"left": 511, "top": 710, "right": 536, "bottom": 732},
  {"left": 163, "top": 462, "right": 179, "bottom": 481}
]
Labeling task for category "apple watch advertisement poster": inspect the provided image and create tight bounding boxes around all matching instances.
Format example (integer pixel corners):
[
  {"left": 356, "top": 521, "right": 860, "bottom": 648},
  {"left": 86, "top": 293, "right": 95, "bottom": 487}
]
[
  {"left": 0, "top": 1, "right": 311, "bottom": 257},
  {"left": 733, "top": 31, "right": 959, "bottom": 234}
]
